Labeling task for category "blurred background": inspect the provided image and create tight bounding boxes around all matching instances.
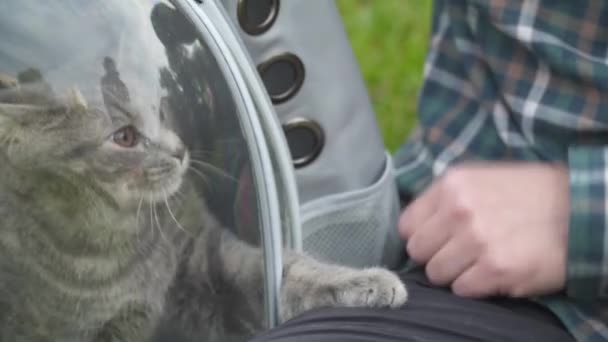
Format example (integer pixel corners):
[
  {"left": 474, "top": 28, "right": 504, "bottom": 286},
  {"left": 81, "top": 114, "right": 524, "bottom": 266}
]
[{"left": 336, "top": 0, "right": 432, "bottom": 152}]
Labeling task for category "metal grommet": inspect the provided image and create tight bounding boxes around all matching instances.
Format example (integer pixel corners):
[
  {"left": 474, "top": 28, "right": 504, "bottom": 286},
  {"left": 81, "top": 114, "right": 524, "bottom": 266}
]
[
  {"left": 282, "top": 118, "right": 324, "bottom": 168},
  {"left": 258, "top": 53, "right": 305, "bottom": 105},
  {"left": 237, "top": 0, "right": 280, "bottom": 36}
]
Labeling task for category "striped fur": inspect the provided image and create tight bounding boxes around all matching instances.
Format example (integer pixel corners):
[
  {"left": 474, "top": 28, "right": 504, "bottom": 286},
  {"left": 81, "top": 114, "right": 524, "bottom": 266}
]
[{"left": 0, "top": 93, "right": 407, "bottom": 341}]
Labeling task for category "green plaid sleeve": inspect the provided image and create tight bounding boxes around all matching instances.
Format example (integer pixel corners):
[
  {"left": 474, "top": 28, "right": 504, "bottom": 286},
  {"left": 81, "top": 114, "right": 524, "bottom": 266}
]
[
  {"left": 394, "top": 0, "right": 608, "bottom": 338},
  {"left": 567, "top": 146, "right": 608, "bottom": 300}
]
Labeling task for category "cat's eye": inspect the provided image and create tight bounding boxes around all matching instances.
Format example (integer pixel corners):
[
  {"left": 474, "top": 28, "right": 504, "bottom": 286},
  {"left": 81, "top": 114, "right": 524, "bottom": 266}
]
[{"left": 112, "top": 125, "right": 140, "bottom": 148}]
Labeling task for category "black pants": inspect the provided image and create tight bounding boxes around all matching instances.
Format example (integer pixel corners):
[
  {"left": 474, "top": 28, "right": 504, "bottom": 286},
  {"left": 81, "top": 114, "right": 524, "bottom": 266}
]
[{"left": 249, "top": 267, "right": 575, "bottom": 342}]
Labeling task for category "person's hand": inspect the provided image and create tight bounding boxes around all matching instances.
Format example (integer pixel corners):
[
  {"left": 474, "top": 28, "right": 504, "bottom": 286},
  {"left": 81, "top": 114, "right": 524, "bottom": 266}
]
[{"left": 399, "top": 162, "right": 569, "bottom": 298}]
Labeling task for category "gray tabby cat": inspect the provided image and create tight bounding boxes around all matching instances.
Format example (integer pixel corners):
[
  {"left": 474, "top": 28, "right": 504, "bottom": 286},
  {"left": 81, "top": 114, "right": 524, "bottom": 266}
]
[{"left": 0, "top": 87, "right": 407, "bottom": 341}]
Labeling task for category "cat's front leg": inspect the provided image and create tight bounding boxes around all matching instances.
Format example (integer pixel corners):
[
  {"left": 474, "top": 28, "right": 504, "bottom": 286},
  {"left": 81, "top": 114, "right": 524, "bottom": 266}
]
[
  {"left": 279, "top": 253, "right": 408, "bottom": 321},
  {"left": 188, "top": 218, "right": 406, "bottom": 327},
  {"left": 211, "top": 230, "right": 408, "bottom": 322}
]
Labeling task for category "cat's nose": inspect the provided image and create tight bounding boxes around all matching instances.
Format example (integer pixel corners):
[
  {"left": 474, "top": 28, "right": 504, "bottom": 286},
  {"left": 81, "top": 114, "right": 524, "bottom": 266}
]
[{"left": 172, "top": 146, "right": 186, "bottom": 163}]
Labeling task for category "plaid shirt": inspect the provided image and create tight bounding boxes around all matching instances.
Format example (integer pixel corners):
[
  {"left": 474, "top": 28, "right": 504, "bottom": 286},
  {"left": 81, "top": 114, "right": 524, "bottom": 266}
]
[{"left": 394, "top": 1, "right": 608, "bottom": 340}]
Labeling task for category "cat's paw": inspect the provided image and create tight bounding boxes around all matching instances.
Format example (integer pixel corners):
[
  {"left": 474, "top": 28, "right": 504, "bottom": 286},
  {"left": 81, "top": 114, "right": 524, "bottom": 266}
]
[
  {"left": 334, "top": 268, "right": 407, "bottom": 309},
  {"left": 280, "top": 263, "right": 407, "bottom": 321}
]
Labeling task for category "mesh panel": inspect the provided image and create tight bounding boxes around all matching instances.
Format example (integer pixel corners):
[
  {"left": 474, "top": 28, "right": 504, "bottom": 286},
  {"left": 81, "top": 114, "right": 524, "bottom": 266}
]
[
  {"left": 300, "top": 154, "right": 403, "bottom": 268},
  {"left": 303, "top": 197, "right": 386, "bottom": 266}
]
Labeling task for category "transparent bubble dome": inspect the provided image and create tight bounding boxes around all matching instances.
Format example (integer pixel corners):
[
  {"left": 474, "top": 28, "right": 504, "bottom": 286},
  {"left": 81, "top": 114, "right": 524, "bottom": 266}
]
[{"left": 0, "top": 0, "right": 299, "bottom": 340}]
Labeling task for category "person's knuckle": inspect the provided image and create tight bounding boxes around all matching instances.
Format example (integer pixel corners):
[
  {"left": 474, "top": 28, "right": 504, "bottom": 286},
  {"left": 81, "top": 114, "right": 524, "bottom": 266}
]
[
  {"left": 441, "top": 197, "right": 474, "bottom": 233},
  {"left": 463, "top": 223, "right": 487, "bottom": 250},
  {"left": 481, "top": 252, "right": 509, "bottom": 278},
  {"left": 440, "top": 174, "right": 474, "bottom": 222},
  {"left": 450, "top": 199, "right": 474, "bottom": 223}
]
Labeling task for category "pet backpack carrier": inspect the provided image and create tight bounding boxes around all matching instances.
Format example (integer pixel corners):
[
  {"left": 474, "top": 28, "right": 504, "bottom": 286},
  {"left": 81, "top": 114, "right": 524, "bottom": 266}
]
[
  {"left": 216, "top": 0, "right": 404, "bottom": 270},
  {"left": 0, "top": 0, "right": 403, "bottom": 335},
  {"left": 204, "top": 0, "right": 405, "bottom": 325}
]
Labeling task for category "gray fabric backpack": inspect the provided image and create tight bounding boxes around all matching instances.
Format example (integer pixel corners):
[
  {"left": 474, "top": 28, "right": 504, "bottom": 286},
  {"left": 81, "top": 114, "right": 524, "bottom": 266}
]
[{"left": 218, "top": 0, "right": 404, "bottom": 270}]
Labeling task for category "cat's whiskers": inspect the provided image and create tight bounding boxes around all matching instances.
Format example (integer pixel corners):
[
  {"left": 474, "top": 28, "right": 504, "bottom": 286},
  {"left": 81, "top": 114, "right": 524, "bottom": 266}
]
[
  {"left": 135, "top": 196, "right": 144, "bottom": 228},
  {"left": 151, "top": 202, "right": 170, "bottom": 247},
  {"left": 187, "top": 165, "right": 209, "bottom": 187},
  {"left": 187, "top": 150, "right": 227, "bottom": 163},
  {"left": 162, "top": 188, "right": 190, "bottom": 237},
  {"left": 147, "top": 201, "right": 158, "bottom": 247},
  {"left": 172, "top": 189, "right": 186, "bottom": 203},
  {"left": 134, "top": 196, "right": 144, "bottom": 248},
  {"left": 188, "top": 148, "right": 215, "bottom": 156},
  {"left": 189, "top": 158, "right": 238, "bottom": 182}
]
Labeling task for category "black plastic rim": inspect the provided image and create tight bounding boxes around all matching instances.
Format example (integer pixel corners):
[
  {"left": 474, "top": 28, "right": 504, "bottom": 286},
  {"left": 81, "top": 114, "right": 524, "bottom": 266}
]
[
  {"left": 258, "top": 53, "right": 305, "bottom": 105},
  {"left": 237, "top": 0, "right": 280, "bottom": 36},
  {"left": 282, "top": 118, "right": 324, "bottom": 168}
]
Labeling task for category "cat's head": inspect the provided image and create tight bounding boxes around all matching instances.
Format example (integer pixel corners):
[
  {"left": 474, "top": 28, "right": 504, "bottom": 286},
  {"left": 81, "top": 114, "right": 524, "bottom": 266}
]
[{"left": 0, "top": 87, "right": 189, "bottom": 208}]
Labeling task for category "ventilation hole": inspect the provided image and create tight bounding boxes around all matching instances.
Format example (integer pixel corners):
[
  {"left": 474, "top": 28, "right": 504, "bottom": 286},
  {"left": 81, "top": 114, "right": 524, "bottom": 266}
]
[
  {"left": 237, "top": 0, "right": 279, "bottom": 35},
  {"left": 283, "top": 118, "right": 324, "bottom": 168},
  {"left": 258, "top": 53, "right": 304, "bottom": 104}
]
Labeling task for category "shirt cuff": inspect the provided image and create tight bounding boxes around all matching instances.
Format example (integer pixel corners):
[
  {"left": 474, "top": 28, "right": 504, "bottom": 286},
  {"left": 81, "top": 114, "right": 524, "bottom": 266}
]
[{"left": 567, "top": 146, "right": 608, "bottom": 300}]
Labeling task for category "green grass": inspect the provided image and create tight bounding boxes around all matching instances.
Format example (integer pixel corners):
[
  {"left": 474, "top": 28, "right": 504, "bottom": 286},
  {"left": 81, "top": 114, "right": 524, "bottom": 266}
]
[{"left": 336, "top": 0, "right": 432, "bottom": 152}]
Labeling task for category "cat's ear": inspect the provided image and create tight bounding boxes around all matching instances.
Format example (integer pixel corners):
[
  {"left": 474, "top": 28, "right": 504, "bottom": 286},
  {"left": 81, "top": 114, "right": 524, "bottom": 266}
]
[{"left": 66, "top": 87, "right": 88, "bottom": 112}]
